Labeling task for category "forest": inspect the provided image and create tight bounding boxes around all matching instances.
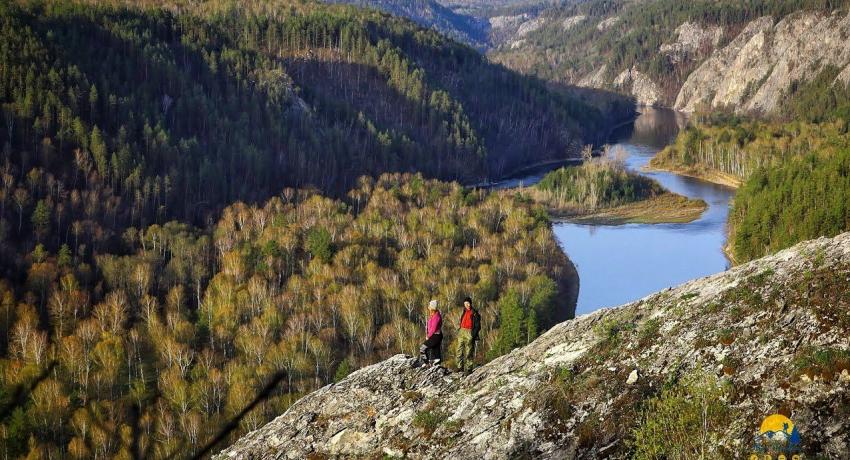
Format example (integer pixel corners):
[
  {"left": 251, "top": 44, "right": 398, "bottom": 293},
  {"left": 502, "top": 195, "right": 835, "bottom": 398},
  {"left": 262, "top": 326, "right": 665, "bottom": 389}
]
[
  {"left": 528, "top": 148, "right": 666, "bottom": 212},
  {"left": 0, "top": 0, "right": 607, "bottom": 277},
  {"left": 649, "top": 66, "right": 850, "bottom": 262},
  {"left": 649, "top": 118, "right": 850, "bottom": 182},
  {"left": 651, "top": 118, "right": 850, "bottom": 262},
  {"left": 730, "top": 150, "right": 850, "bottom": 262},
  {"left": 0, "top": 0, "right": 593, "bottom": 457},
  {"left": 0, "top": 172, "right": 572, "bottom": 457}
]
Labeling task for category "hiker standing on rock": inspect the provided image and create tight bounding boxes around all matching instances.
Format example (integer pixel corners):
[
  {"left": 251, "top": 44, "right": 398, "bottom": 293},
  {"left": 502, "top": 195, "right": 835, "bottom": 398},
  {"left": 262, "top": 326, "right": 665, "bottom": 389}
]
[
  {"left": 455, "top": 297, "right": 481, "bottom": 374},
  {"left": 419, "top": 300, "right": 443, "bottom": 365}
]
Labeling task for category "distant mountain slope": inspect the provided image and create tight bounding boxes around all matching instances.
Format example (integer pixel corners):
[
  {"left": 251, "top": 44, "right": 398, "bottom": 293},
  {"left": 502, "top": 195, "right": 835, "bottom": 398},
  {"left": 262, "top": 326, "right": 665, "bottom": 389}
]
[
  {"left": 440, "top": 0, "right": 557, "bottom": 17},
  {"left": 326, "top": 0, "right": 490, "bottom": 49},
  {"left": 490, "top": 0, "right": 850, "bottom": 112},
  {"left": 324, "top": 0, "right": 558, "bottom": 48}
]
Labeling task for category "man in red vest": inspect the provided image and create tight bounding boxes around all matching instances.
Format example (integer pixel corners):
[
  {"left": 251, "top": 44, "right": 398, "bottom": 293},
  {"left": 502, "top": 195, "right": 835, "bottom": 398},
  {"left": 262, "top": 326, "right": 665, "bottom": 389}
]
[{"left": 455, "top": 297, "right": 481, "bottom": 374}]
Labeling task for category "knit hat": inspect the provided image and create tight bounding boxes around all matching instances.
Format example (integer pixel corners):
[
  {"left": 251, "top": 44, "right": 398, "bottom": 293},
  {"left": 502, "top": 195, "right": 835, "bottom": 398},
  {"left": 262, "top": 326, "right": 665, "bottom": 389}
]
[{"left": 428, "top": 299, "right": 439, "bottom": 310}]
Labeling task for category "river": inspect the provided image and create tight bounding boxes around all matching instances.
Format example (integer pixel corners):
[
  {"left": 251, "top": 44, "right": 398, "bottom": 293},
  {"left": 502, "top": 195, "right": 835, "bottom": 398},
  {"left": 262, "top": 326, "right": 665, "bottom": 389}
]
[{"left": 501, "top": 108, "right": 736, "bottom": 315}]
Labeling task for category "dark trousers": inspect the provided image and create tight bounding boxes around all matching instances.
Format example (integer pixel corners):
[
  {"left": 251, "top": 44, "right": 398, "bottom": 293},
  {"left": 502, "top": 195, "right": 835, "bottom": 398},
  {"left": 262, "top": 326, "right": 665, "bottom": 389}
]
[{"left": 422, "top": 333, "right": 442, "bottom": 362}]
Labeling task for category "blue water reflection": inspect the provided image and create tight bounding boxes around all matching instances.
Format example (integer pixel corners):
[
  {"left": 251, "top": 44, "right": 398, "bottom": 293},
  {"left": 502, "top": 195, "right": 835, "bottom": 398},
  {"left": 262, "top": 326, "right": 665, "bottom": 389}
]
[{"left": 555, "top": 108, "right": 735, "bottom": 314}]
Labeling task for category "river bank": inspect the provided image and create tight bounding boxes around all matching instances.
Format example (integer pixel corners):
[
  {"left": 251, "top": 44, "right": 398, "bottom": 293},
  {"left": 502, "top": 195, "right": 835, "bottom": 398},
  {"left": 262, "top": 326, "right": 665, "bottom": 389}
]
[
  {"left": 552, "top": 193, "right": 707, "bottom": 225},
  {"left": 551, "top": 107, "right": 735, "bottom": 313},
  {"left": 643, "top": 162, "right": 742, "bottom": 188},
  {"left": 471, "top": 111, "right": 640, "bottom": 190}
]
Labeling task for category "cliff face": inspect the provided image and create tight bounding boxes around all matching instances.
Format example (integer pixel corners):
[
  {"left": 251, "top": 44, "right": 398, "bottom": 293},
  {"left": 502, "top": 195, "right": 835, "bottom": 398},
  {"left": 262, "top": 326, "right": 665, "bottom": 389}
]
[
  {"left": 492, "top": 8, "right": 850, "bottom": 114},
  {"left": 675, "top": 11, "right": 850, "bottom": 113},
  {"left": 217, "top": 232, "right": 850, "bottom": 459},
  {"left": 628, "top": 11, "right": 850, "bottom": 112},
  {"left": 613, "top": 67, "right": 662, "bottom": 106}
]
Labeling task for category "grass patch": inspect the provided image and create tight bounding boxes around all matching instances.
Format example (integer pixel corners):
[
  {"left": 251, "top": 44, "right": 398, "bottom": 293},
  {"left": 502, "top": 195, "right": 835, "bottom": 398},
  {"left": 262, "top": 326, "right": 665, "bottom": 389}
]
[
  {"left": 637, "top": 318, "right": 662, "bottom": 348},
  {"left": 413, "top": 407, "right": 449, "bottom": 436},
  {"left": 718, "top": 328, "right": 735, "bottom": 346},
  {"left": 527, "top": 366, "right": 577, "bottom": 438},
  {"left": 680, "top": 292, "right": 699, "bottom": 301},
  {"left": 591, "top": 317, "right": 636, "bottom": 361},
  {"left": 559, "top": 193, "right": 707, "bottom": 225},
  {"left": 720, "top": 356, "right": 741, "bottom": 376},
  {"left": 793, "top": 347, "right": 850, "bottom": 380},
  {"left": 631, "top": 369, "right": 735, "bottom": 459}
]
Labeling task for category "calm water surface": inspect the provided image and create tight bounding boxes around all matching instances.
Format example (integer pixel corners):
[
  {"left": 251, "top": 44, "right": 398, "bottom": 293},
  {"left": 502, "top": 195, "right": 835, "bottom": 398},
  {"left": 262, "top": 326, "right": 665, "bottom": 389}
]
[{"left": 551, "top": 109, "right": 735, "bottom": 314}]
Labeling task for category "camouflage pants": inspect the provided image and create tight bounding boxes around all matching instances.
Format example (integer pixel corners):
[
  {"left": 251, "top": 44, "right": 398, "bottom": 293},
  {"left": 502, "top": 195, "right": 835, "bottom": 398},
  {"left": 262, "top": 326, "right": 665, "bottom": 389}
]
[{"left": 455, "top": 328, "right": 476, "bottom": 372}]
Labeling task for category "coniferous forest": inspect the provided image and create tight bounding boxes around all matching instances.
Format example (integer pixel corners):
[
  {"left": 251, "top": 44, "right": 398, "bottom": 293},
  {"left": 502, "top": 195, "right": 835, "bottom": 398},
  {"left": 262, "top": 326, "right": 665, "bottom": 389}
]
[
  {"left": 0, "top": 0, "right": 606, "bottom": 275},
  {"left": 0, "top": 0, "right": 595, "bottom": 457}
]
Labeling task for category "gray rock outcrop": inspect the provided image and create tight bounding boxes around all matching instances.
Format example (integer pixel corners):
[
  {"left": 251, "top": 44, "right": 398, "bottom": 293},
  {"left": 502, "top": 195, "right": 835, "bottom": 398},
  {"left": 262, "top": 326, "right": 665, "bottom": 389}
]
[
  {"left": 596, "top": 17, "right": 620, "bottom": 31},
  {"left": 675, "top": 11, "right": 850, "bottom": 113},
  {"left": 660, "top": 21, "right": 723, "bottom": 65},
  {"left": 614, "top": 67, "right": 662, "bottom": 106},
  {"left": 561, "top": 15, "right": 586, "bottom": 32}
]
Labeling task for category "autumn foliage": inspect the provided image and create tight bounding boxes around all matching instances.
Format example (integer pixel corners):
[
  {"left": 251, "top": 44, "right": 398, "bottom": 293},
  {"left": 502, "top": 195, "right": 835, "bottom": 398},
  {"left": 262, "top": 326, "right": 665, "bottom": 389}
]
[{"left": 0, "top": 173, "right": 572, "bottom": 457}]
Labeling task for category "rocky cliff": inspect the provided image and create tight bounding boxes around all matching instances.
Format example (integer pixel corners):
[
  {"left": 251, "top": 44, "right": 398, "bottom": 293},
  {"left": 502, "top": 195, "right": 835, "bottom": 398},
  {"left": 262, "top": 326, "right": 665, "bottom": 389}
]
[
  {"left": 491, "top": 5, "right": 850, "bottom": 114},
  {"left": 602, "top": 10, "right": 850, "bottom": 113},
  {"left": 675, "top": 11, "right": 850, "bottom": 113},
  {"left": 617, "top": 11, "right": 850, "bottom": 112},
  {"left": 217, "top": 232, "right": 850, "bottom": 458}
]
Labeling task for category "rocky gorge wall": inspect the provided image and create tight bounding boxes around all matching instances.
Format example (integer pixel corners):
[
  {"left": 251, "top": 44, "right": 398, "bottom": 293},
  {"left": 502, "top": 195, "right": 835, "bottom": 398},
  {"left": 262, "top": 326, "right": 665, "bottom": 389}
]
[
  {"left": 571, "top": 11, "right": 850, "bottom": 113},
  {"left": 217, "top": 232, "right": 850, "bottom": 459},
  {"left": 675, "top": 11, "right": 850, "bottom": 113}
]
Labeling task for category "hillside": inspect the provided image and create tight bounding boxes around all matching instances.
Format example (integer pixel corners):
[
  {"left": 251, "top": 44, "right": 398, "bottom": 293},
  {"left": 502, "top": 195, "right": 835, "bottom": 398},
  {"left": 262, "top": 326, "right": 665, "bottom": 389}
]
[
  {"left": 0, "top": 172, "right": 578, "bottom": 457},
  {"left": 324, "top": 0, "right": 490, "bottom": 49},
  {"left": 648, "top": 109, "right": 850, "bottom": 264},
  {"left": 218, "top": 231, "right": 850, "bottom": 459},
  {"left": 490, "top": 0, "right": 850, "bottom": 113},
  {"left": 322, "top": 0, "right": 560, "bottom": 49},
  {"left": 0, "top": 0, "right": 617, "bottom": 280}
]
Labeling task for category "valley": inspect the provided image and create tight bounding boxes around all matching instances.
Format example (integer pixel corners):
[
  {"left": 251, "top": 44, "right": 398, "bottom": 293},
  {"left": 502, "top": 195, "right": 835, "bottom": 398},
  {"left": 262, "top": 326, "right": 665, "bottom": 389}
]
[
  {"left": 1, "top": 0, "right": 850, "bottom": 458},
  {"left": 518, "top": 108, "right": 735, "bottom": 314}
]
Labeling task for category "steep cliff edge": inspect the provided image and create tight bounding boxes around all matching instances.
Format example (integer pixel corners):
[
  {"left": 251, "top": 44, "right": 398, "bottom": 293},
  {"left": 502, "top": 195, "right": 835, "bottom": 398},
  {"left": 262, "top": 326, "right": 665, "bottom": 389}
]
[
  {"left": 675, "top": 11, "right": 850, "bottom": 113},
  {"left": 217, "top": 232, "right": 850, "bottom": 459}
]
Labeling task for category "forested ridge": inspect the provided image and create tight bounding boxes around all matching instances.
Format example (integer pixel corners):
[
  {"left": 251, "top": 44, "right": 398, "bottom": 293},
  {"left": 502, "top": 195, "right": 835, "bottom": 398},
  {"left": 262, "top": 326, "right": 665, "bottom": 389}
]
[
  {"left": 650, "top": 117, "right": 850, "bottom": 182},
  {"left": 325, "top": 0, "right": 490, "bottom": 49},
  {"left": 0, "top": 0, "right": 590, "bottom": 456},
  {"left": 0, "top": 0, "right": 606, "bottom": 276}
]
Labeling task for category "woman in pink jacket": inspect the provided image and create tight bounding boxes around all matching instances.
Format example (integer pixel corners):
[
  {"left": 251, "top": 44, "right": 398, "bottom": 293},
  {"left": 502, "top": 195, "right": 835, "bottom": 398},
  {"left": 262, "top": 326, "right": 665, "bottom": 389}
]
[{"left": 420, "top": 299, "right": 443, "bottom": 365}]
